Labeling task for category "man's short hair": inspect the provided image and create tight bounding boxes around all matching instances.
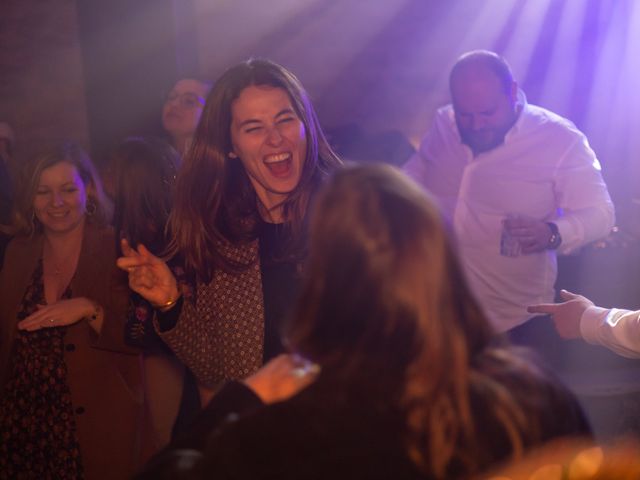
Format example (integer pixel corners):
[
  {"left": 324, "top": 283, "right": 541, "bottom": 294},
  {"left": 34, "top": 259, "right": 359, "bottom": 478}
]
[{"left": 449, "top": 50, "right": 514, "bottom": 94}]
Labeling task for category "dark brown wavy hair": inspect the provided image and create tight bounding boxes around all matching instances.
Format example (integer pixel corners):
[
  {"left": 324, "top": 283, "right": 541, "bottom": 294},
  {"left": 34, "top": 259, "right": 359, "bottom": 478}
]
[
  {"left": 285, "top": 164, "right": 567, "bottom": 478},
  {"left": 166, "top": 59, "right": 341, "bottom": 281},
  {"left": 111, "top": 136, "right": 179, "bottom": 254}
]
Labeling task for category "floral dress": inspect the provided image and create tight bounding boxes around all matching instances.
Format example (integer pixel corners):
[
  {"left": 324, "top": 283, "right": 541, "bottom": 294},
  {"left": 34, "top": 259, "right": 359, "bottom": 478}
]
[{"left": 0, "top": 260, "right": 83, "bottom": 479}]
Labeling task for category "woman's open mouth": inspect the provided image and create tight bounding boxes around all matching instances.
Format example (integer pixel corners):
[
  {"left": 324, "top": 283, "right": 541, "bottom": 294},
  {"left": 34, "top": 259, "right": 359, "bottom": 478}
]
[{"left": 264, "top": 152, "right": 293, "bottom": 178}]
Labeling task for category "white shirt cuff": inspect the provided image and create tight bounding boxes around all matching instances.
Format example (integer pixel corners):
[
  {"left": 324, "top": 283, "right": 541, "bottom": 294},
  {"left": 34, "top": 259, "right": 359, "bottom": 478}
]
[{"left": 579, "top": 305, "right": 610, "bottom": 345}]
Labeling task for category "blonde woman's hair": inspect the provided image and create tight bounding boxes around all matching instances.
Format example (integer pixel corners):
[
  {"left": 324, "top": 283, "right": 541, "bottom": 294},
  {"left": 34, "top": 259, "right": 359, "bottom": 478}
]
[{"left": 8, "top": 141, "right": 111, "bottom": 237}]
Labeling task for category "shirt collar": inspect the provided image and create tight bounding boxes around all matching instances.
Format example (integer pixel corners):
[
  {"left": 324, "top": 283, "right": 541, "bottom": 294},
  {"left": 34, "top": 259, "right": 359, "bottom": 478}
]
[{"left": 505, "top": 88, "right": 528, "bottom": 140}]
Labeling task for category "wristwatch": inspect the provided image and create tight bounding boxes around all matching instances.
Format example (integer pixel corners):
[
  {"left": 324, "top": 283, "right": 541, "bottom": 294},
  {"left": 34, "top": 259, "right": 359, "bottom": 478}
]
[{"left": 546, "top": 222, "right": 562, "bottom": 249}]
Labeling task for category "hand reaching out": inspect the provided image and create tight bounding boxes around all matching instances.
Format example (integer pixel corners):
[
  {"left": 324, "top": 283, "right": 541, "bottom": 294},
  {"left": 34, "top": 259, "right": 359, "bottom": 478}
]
[
  {"left": 244, "top": 354, "right": 320, "bottom": 404},
  {"left": 116, "top": 239, "right": 179, "bottom": 309},
  {"left": 527, "top": 290, "right": 594, "bottom": 339}
]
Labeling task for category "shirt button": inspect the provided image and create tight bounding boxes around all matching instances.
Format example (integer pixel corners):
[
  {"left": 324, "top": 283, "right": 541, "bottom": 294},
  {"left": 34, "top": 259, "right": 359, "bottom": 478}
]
[
  {"left": 75, "top": 406, "right": 85, "bottom": 415},
  {"left": 65, "top": 343, "right": 76, "bottom": 352}
]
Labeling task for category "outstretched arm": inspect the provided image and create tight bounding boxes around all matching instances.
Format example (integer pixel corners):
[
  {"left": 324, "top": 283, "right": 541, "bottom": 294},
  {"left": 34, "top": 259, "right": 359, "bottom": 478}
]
[
  {"left": 529, "top": 290, "right": 640, "bottom": 358},
  {"left": 528, "top": 290, "right": 593, "bottom": 339}
]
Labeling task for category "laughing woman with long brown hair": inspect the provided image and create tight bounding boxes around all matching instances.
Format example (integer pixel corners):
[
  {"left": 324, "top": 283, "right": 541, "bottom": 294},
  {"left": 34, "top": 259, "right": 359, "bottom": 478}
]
[{"left": 117, "top": 59, "right": 341, "bottom": 406}]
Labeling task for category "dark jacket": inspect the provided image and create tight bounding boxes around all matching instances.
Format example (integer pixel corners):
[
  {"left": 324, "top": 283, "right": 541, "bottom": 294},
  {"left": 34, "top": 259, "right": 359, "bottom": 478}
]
[
  {"left": 0, "top": 224, "right": 149, "bottom": 480},
  {"left": 139, "top": 353, "right": 591, "bottom": 480}
]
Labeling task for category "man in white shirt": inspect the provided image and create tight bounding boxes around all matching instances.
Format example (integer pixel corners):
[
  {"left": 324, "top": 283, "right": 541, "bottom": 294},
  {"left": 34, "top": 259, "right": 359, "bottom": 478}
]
[
  {"left": 404, "top": 50, "right": 615, "bottom": 334},
  {"left": 528, "top": 290, "right": 640, "bottom": 359}
]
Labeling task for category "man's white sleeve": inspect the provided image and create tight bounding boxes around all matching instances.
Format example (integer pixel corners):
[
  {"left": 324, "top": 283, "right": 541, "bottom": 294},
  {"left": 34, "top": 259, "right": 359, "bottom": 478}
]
[
  {"left": 553, "top": 134, "right": 615, "bottom": 254},
  {"left": 580, "top": 306, "right": 640, "bottom": 358}
]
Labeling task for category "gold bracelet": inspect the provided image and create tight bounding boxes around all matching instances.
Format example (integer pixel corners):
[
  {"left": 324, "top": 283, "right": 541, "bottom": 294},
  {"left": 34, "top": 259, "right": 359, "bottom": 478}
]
[{"left": 153, "top": 296, "right": 180, "bottom": 310}]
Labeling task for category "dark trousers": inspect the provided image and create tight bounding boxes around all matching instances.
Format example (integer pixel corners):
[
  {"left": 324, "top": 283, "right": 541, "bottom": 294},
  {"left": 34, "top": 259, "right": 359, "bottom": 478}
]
[{"left": 508, "top": 315, "right": 571, "bottom": 371}]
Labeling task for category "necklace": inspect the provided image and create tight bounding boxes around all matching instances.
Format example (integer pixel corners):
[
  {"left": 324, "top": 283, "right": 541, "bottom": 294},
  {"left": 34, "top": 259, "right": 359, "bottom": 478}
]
[
  {"left": 44, "top": 258, "right": 66, "bottom": 276},
  {"left": 43, "top": 252, "right": 77, "bottom": 277}
]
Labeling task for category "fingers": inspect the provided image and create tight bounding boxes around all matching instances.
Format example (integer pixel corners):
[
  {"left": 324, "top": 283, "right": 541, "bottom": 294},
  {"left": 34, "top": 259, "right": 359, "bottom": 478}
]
[
  {"left": 118, "top": 243, "right": 168, "bottom": 273},
  {"left": 137, "top": 244, "right": 168, "bottom": 268},
  {"left": 527, "top": 303, "right": 558, "bottom": 315},
  {"left": 290, "top": 358, "right": 321, "bottom": 380},
  {"left": 506, "top": 227, "right": 532, "bottom": 237},
  {"left": 120, "top": 238, "right": 137, "bottom": 257},
  {"left": 117, "top": 248, "right": 160, "bottom": 271},
  {"left": 559, "top": 289, "right": 580, "bottom": 301},
  {"left": 520, "top": 243, "right": 545, "bottom": 254},
  {"left": 503, "top": 216, "right": 533, "bottom": 229},
  {"left": 18, "top": 319, "right": 51, "bottom": 331},
  {"left": 18, "top": 307, "right": 56, "bottom": 331}
]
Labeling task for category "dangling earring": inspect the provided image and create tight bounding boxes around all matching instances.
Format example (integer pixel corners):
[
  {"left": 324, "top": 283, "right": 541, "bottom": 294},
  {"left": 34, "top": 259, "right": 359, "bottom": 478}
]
[
  {"left": 228, "top": 152, "right": 238, "bottom": 159},
  {"left": 85, "top": 200, "right": 97, "bottom": 216}
]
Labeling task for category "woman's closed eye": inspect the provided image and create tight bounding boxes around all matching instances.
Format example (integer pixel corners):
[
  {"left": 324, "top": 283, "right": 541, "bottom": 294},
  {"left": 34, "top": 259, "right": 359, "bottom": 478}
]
[{"left": 277, "top": 116, "right": 296, "bottom": 124}]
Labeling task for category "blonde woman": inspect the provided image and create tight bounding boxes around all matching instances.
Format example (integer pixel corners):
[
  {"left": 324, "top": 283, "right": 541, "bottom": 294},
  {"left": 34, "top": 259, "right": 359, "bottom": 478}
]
[{"left": 0, "top": 142, "right": 148, "bottom": 479}]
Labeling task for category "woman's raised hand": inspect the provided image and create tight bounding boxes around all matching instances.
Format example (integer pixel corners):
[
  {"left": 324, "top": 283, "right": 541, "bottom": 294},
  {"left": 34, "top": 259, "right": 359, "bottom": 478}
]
[{"left": 116, "top": 238, "right": 180, "bottom": 309}]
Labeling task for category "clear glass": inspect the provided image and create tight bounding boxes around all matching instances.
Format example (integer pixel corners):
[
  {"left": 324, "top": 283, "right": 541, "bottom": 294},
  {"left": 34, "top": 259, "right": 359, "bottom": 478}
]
[{"left": 500, "top": 214, "right": 521, "bottom": 257}]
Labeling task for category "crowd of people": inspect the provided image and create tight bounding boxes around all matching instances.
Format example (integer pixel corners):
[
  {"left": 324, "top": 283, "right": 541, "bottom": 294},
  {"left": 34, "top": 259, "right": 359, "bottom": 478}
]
[{"left": 0, "top": 52, "right": 637, "bottom": 479}]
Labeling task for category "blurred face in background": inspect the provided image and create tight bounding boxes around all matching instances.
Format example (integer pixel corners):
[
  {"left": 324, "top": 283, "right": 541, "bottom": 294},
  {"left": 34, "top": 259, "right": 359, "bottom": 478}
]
[{"left": 162, "top": 79, "right": 209, "bottom": 144}]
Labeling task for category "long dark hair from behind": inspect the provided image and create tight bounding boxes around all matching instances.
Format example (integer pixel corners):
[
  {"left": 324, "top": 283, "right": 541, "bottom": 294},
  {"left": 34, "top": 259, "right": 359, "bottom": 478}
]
[
  {"left": 111, "top": 137, "right": 179, "bottom": 254},
  {"left": 166, "top": 59, "right": 341, "bottom": 282},
  {"left": 285, "top": 164, "right": 551, "bottom": 478}
]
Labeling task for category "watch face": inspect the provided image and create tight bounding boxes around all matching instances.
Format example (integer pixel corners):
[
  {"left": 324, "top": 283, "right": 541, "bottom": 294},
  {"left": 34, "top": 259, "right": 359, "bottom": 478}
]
[{"left": 546, "top": 222, "right": 561, "bottom": 249}]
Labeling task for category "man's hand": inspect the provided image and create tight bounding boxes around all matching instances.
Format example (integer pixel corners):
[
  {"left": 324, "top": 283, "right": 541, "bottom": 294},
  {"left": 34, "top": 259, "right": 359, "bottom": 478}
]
[
  {"left": 527, "top": 290, "right": 595, "bottom": 339},
  {"left": 503, "top": 215, "right": 554, "bottom": 254}
]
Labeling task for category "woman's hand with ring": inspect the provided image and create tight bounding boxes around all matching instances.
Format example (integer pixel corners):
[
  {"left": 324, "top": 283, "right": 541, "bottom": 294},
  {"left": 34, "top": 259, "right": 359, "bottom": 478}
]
[{"left": 18, "top": 297, "right": 96, "bottom": 332}]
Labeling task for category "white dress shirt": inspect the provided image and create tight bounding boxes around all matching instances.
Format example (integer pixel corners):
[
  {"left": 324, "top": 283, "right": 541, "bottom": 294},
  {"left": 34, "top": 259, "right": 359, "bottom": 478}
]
[
  {"left": 404, "top": 95, "right": 615, "bottom": 332},
  {"left": 580, "top": 306, "right": 640, "bottom": 358}
]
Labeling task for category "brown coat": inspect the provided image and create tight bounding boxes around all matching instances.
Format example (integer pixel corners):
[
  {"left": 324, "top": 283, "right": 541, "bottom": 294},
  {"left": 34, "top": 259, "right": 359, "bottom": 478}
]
[{"left": 0, "top": 224, "right": 148, "bottom": 480}]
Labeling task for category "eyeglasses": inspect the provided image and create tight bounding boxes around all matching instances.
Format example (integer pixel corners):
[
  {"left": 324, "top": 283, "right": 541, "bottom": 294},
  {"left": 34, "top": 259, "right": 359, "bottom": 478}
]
[{"left": 164, "top": 92, "right": 205, "bottom": 109}]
